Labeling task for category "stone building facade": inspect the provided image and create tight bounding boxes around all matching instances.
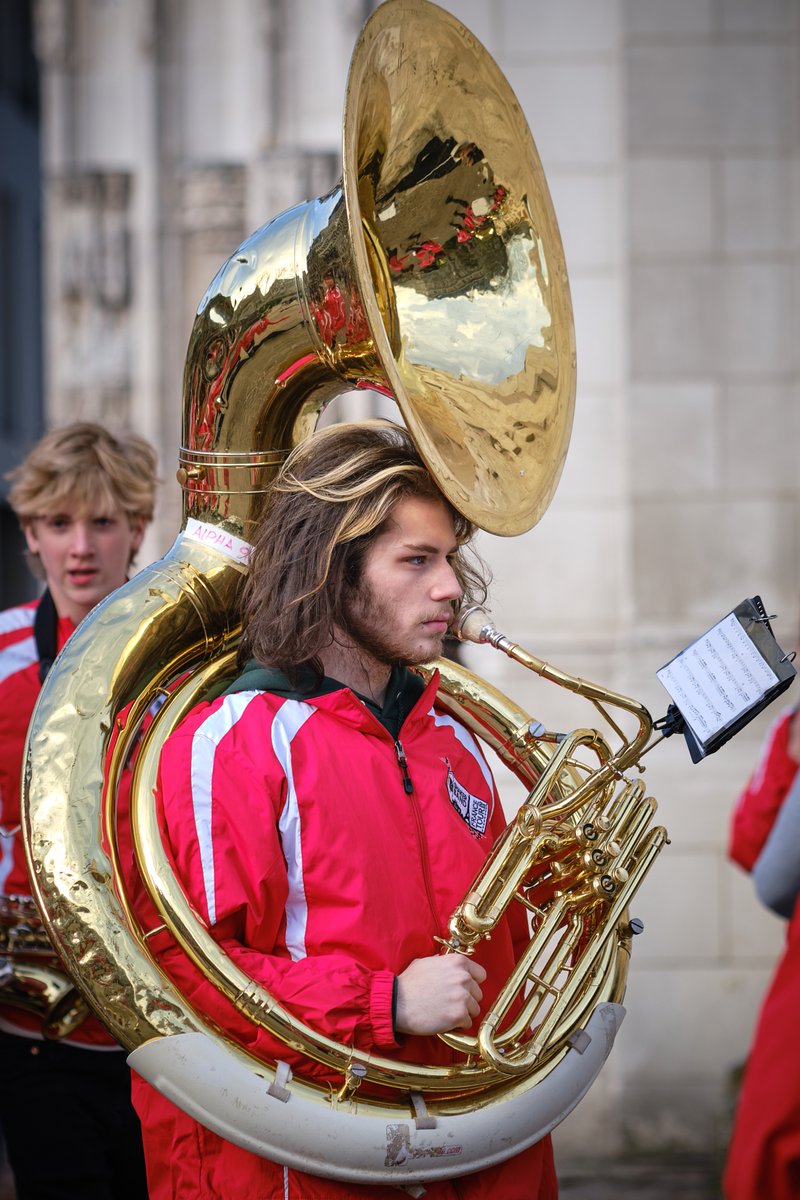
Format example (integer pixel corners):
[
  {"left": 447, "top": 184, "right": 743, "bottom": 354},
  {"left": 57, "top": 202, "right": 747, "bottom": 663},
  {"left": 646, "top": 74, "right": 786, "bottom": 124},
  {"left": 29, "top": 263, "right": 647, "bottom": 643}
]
[{"left": 9, "top": 0, "right": 800, "bottom": 1170}]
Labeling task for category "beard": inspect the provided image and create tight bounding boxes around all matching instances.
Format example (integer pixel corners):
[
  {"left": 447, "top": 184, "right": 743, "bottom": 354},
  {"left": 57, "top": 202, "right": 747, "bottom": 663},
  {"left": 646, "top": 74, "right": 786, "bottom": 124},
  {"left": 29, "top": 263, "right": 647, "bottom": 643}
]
[{"left": 342, "top": 577, "right": 454, "bottom": 668}]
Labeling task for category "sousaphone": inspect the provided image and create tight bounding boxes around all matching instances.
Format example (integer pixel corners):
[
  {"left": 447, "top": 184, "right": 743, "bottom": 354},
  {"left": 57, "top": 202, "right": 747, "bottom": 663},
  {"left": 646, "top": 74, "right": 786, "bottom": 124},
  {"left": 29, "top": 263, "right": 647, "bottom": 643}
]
[{"left": 22, "top": 0, "right": 667, "bottom": 1185}]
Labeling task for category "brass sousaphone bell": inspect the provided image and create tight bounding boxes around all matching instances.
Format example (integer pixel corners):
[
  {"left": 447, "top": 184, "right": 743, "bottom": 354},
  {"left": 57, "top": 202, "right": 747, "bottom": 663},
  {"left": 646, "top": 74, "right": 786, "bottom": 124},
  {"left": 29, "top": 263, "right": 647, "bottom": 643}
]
[{"left": 22, "top": 0, "right": 667, "bottom": 1186}]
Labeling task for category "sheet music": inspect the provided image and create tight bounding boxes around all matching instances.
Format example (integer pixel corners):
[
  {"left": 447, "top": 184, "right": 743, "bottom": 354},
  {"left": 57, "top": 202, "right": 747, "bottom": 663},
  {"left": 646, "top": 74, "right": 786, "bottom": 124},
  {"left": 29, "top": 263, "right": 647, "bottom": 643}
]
[{"left": 657, "top": 612, "right": 780, "bottom": 745}]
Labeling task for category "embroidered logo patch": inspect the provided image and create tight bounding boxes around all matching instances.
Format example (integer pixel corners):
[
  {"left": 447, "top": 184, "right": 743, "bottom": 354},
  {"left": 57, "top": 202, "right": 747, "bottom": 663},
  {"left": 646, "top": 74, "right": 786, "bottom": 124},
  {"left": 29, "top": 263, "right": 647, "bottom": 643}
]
[{"left": 446, "top": 765, "right": 489, "bottom": 836}]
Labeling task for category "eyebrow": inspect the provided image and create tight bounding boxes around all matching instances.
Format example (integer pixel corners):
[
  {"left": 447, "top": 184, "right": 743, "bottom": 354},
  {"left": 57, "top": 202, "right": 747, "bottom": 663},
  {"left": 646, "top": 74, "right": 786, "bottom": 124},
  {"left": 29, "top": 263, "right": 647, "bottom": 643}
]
[
  {"left": 402, "top": 541, "right": 459, "bottom": 556},
  {"left": 41, "top": 511, "right": 114, "bottom": 522}
]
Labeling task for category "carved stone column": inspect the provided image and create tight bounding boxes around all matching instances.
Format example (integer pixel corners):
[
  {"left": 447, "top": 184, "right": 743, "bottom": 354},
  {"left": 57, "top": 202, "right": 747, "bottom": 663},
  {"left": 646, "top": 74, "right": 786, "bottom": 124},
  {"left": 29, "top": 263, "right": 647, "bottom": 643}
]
[{"left": 49, "top": 171, "right": 134, "bottom": 427}]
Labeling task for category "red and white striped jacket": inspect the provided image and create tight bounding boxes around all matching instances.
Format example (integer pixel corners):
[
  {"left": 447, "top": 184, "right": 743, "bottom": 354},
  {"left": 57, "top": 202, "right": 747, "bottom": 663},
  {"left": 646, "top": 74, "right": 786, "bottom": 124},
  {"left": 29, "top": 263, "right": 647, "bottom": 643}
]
[
  {"left": 133, "top": 665, "right": 557, "bottom": 1199},
  {"left": 0, "top": 597, "right": 121, "bottom": 1047}
]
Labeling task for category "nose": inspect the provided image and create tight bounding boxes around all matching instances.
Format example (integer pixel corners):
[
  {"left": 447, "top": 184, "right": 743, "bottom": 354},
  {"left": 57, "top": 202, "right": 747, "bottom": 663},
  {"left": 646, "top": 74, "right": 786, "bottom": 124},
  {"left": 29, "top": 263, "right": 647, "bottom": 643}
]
[
  {"left": 431, "top": 558, "right": 461, "bottom": 603},
  {"left": 69, "top": 521, "right": 95, "bottom": 557}
]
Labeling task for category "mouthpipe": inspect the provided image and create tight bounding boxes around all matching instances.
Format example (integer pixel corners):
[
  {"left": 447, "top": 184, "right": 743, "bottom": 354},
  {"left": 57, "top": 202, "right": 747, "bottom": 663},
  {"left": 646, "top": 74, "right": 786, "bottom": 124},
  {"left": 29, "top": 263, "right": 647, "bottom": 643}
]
[
  {"left": 454, "top": 606, "right": 496, "bottom": 644},
  {"left": 453, "top": 606, "right": 520, "bottom": 660}
]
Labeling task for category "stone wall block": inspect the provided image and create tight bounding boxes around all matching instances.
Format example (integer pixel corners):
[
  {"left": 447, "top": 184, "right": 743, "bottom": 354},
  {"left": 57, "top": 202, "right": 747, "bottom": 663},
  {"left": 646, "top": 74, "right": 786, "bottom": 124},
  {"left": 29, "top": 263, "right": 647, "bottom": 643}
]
[
  {"left": 621, "top": 967, "right": 761, "bottom": 1084},
  {"left": 720, "top": 260, "right": 797, "bottom": 375},
  {"left": 552, "top": 1063, "right": 626, "bottom": 1158},
  {"left": 77, "top": 0, "right": 143, "bottom": 169},
  {"left": 50, "top": 171, "right": 134, "bottom": 411},
  {"left": 178, "top": 165, "right": 247, "bottom": 235},
  {"left": 557, "top": 387, "right": 626, "bottom": 504},
  {"left": 629, "top": 382, "right": 717, "bottom": 497},
  {"left": 632, "top": 498, "right": 799, "bottom": 622},
  {"left": 627, "top": 850, "right": 721, "bottom": 963},
  {"left": 551, "top": 171, "right": 622, "bottom": 271},
  {"left": 56, "top": 172, "right": 132, "bottom": 309},
  {"left": 642, "top": 752, "right": 741, "bottom": 851},
  {"left": 178, "top": 0, "right": 268, "bottom": 163},
  {"left": 620, "top": 1080, "right": 724, "bottom": 1153},
  {"left": 247, "top": 151, "right": 339, "bottom": 237},
  {"left": 489, "top": 504, "right": 628, "bottom": 635},
  {"left": 571, "top": 271, "right": 624, "bottom": 387},
  {"left": 629, "top": 159, "right": 715, "bottom": 259},
  {"left": 627, "top": 45, "right": 795, "bottom": 153},
  {"left": 506, "top": 62, "right": 621, "bottom": 168},
  {"left": 722, "top": 158, "right": 796, "bottom": 254},
  {"left": 720, "top": 382, "right": 800, "bottom": 493},
  {"left": 281, "top": 2, "right": 360, "bottom": 151},
  {"left": 720, "top": 0, "right": 799, "bottom": 36},
  {"left": 624, "top": 0, "right": 714, "bottom": 37},
  {"left": 633, "top": 257, "right": 796, "bottom": 381},
  {"left": 499, "top": 0, "right": 620, "bottom": 56},
  {"left": 630, "top": 262, "right": 723, "bottom": 377},
  {"left": 722, "top": 859, "right": 786, "bottom": 963}
]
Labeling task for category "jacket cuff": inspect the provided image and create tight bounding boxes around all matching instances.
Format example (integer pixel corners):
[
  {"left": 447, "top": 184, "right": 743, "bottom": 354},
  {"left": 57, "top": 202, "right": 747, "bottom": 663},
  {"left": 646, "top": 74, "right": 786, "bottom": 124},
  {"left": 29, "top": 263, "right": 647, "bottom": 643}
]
[{"left": 369, "top": 970, "right": 399, "bottom": 1048}]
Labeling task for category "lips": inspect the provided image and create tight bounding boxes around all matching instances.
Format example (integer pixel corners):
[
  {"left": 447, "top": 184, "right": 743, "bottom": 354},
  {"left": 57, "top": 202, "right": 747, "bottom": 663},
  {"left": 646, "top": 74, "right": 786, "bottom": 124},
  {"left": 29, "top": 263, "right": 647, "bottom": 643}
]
[
  {"left": 423, "top": 614, "right": 451, "bottom": 633},
  {"left": 67, "top": 570, "right": 98, "bottom": 586}
]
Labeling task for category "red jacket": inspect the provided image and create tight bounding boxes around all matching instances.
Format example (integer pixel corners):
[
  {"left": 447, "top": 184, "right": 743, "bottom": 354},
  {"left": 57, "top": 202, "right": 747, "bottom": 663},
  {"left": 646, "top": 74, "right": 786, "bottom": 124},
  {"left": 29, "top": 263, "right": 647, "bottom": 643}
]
[
  {"left": 725, "top": 709, "right": 800, "bottom": 1200},
  {"left": 728, "top": 709, "right": 799, "bottom": 872},
  {"left": 0, "top": 597, "right": 118, "bottom": 1047},
  {"left": 0, "top": 599, "right": 55, "bottom": 900},
  {"left": 133, "top": 665, "right": 557, "bottom": 1199}
]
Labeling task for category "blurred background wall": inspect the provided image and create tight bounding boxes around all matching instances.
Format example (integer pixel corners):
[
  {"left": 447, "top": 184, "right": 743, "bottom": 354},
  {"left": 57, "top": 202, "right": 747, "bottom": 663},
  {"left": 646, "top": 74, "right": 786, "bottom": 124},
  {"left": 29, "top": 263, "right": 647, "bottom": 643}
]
[{"left": 0, "top": 0, "right": 798, "bottom": 1171}]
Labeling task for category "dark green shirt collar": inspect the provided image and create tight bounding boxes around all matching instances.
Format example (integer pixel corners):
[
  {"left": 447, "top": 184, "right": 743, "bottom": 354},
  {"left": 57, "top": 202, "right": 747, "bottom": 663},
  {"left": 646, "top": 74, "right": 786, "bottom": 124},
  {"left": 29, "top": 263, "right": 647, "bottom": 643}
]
[{"left": 223, "top": 659, "right": 426, "bottom": 738}]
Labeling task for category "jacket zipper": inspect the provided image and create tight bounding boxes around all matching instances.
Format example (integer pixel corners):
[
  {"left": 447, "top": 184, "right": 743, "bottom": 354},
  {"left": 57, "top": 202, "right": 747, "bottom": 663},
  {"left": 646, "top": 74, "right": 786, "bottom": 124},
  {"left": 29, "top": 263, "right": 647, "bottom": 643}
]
[
  {"left": 395, "top": 737, "right": 440, "bottom": 928},
  {"left": 393, "top": 738, "right": 414, "bottom": 794}
]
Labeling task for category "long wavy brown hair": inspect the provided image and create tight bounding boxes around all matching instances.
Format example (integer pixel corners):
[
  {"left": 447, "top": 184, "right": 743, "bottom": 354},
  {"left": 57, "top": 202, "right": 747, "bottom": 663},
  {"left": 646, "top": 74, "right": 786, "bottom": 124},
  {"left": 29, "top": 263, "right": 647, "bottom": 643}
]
[{"left": 240, "top": 420, "right": 488, "bottom": 681}]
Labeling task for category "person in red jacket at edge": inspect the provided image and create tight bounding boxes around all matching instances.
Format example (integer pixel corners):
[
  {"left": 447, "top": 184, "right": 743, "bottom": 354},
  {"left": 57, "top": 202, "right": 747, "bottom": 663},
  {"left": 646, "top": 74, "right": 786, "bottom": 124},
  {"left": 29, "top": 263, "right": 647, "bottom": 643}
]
[
  {"left": 0, "top": 422, "right": 158, "bottom": 1200},
  {"left": 725, "top": 687, "right": 800, "bottom": 1200},
  {"left": 132, "top": 419, "right": 559, "bottom": 1200}
]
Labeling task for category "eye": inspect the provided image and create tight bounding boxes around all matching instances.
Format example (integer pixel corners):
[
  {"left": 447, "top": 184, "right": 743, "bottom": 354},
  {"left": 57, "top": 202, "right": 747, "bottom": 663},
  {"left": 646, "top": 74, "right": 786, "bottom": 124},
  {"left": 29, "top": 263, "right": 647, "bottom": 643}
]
[
  {"left": 94, "top": 516, "right": 116, "bottom": 529},
  {"left": 405, "top": 555, "right": 427, "bottom": 567}
]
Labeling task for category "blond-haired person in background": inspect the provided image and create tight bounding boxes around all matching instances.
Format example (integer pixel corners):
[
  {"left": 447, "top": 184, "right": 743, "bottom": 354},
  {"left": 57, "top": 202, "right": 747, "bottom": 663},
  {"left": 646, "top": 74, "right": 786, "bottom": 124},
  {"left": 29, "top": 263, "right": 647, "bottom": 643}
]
[{"left": 0, "top": 422, "right": 158, "bottom": 1199}]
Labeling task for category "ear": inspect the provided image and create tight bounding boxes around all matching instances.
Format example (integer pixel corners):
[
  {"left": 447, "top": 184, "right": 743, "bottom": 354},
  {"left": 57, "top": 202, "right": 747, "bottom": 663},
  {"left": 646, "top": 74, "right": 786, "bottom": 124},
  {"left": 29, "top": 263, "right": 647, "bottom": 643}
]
[
  {"left": 128, "top": 515, "right": 147, "bottom": 555},
  {"left": 23, "top": 521, "right": 41, "bottom": 557}
]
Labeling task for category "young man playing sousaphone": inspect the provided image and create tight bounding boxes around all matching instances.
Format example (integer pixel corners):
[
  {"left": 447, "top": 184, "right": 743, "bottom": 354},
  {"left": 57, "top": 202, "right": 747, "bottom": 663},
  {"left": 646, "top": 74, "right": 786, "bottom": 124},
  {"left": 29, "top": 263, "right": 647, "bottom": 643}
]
[
  {"left": 0, "top": 422, "right": 158, "bottom": 1199},
  {"left": 132, "top": 419, "right": 558, "bottom": 1199}
]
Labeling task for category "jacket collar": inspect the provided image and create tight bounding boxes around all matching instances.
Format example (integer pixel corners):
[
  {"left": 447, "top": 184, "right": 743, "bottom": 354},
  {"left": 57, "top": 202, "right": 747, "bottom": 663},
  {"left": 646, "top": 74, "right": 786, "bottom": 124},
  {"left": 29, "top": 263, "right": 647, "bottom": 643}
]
[{"left": 224, "top": 659, "right": 439, "bottom": 739}]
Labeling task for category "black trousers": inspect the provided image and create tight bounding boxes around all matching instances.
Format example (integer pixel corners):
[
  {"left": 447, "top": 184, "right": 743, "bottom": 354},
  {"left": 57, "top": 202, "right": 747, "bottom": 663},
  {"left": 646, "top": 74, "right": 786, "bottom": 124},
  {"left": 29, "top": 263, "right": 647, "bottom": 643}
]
[{"left": 0, "top": 1031, "right": 148, "bottom": 1200}]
